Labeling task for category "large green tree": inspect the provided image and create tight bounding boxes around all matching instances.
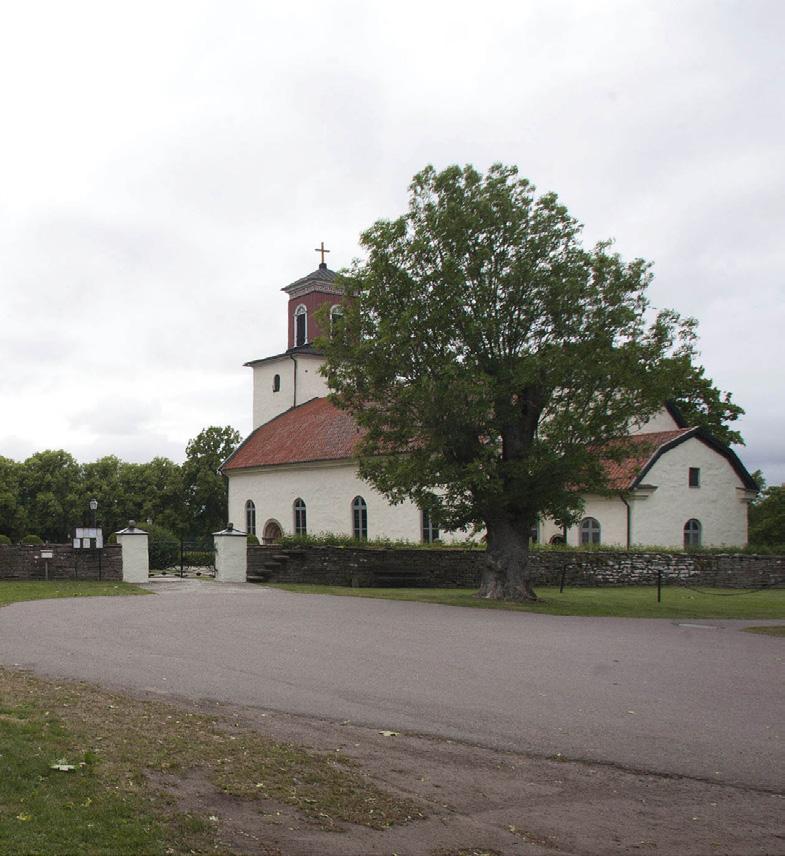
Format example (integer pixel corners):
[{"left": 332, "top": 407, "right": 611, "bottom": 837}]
[
  {"left": 80, "top": 456, "right": 125, "bottom": 533},
  {"left": 0, "top": 456, "right": 24, "bottom": 540},
  {"left": 181, "top": 426, "right": 240, "bottom": 538},
  {"left": 749, "top": 485, "right": 785, "bottom": 546},
  {"left": 322, "top": 164, "right": 739, "bottom": 600},
  {"left": 663, "top": 357, "right": 744, "bottom": 447},
  {"left": 18, "top": 450, "right": 82, "bottom": 541}
]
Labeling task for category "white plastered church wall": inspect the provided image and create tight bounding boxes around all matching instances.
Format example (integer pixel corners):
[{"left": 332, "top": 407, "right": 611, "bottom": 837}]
[
  {"left": 252, "top": 353, "right": 329, "bottom": 430},
  {"left": 537, "top": 496, "right": 628, "bottom": 546},
  {"left": 630, "top": 437, "right": 749, "bottom": 547},
  {"left": 628, "top": 409, "right": 681, "bottom": 435},
  {"left": 228, "top": 461, "right": 473, "bottom": 543}
]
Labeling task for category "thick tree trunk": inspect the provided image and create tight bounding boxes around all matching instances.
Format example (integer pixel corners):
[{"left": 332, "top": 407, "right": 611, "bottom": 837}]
[{"left": 479, "top": 517, "right": 537, "bottom": 601}]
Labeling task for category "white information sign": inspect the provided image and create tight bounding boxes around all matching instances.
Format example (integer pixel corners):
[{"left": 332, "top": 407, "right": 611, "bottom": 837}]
[{"left": 73, "top": 528, "right": 104, "bottom": 549}]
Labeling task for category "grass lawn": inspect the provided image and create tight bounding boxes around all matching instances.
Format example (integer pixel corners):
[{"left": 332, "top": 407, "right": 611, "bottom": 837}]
[
  {"left": 0, "top": 580, "right": 148, "bottom": 608},
  {"left": 742, "top": 625, "right": 785, "bottom": 637},
  {"left": 268, "top": 583, "right": 785, "bottom": 620},
  {"left": 0, "top": 667, "right": 421, "bottom": 855}
]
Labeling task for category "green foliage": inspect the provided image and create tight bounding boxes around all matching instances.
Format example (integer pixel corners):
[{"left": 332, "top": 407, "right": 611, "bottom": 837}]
[
  {"left": 247, "top": 533, "right": 260, "bottom": 545},
  {"left": 749, "top": 485, "right": 785, "bottom": 545},
  {"left": 0, "top": 534, "right": 11, "bottom": 545},
  {"left": 144, "top": 522, "right": 180, "bottom": 571},
  {"left": 115, "top": 457, "right": 184, "bottom": 535},
  {"left": 664, "top": 361, "right": 745, "bottom": 445},
  {"left": 182, "top": 550, "right": 213, "bottom": 567},
  {"left": 181, "top": 426, "right": 241, "bottom": 538},
  {"left": 0, "top": 424, "right": 239, "bottom": 544},
  {"left": 321, "top": 163, "right": 739, "bottom": 595},
  {"left": 18, "top": 450, "right": 81, "bottom": 542},
  {"left": 274, "top": 533, "right": 785, "bottom": 556},
  {"left": 21, "top": 534, "right": 44, "bottom": 545},
  {"left": 0, "top": 456, "right": 23, "bottom": 540},
  {"left": 278, "top": 531, "right": 484, "bottom": 550}
]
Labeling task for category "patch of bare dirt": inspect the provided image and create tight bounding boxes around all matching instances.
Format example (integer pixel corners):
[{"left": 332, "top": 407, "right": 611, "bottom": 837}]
[{"left": 157, "top": 696, "right": 785, "bottom": 856}]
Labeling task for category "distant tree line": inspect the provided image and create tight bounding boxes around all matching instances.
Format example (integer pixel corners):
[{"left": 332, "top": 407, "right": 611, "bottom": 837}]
[
  {"left": 748, "top": 474, "right": 785, "bottom": 547},
  {"left": 0, "top": 426, "right": 240, "bottom": 543}
]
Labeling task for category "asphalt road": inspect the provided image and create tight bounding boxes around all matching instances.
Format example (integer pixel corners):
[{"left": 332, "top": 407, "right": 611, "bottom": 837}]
[{"left": 1, "top": 579, "right": 783, "bottom": 791}]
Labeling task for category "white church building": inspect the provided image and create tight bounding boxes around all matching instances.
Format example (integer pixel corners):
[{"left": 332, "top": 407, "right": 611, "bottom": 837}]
[{"left": 222, "top": 259, "right": 758, "bottom": 548}]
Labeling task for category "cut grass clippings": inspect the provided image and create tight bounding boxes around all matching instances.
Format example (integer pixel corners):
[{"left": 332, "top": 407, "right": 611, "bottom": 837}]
[
  {"left": 0, "top": 580, "right": 148, "bottom": 608},
  {"left": 0, "top": 668, "right": 422, "bottom": 855},
  {"left": 268, "top": 583, "right": 785, "bottom": 620}
]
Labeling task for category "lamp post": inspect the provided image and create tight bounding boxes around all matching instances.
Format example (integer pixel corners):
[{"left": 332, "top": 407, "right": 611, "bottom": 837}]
[{"left": 88, "top": 498, "right": 101, "bottom": 580}]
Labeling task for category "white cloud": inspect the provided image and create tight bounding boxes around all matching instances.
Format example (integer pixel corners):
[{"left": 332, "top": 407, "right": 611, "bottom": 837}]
[{"left": 0, "top": 0, "right": 782, "bottom": 483}]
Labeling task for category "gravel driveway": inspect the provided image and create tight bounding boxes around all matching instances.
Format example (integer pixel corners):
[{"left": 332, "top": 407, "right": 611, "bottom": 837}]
[{"left": 1, "top": 579, "right": 782, "bottom": 792}]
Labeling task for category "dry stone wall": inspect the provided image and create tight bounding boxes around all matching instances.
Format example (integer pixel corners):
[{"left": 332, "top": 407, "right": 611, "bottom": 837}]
[
  {"left": 248, "top": 545, "right": 785, "bottom": 589},
  {"left": 0, "top": 544, "right": 122, "bottom": 581}
]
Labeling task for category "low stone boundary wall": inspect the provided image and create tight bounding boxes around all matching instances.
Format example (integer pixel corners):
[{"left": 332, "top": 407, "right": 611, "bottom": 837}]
[
  {"left": 248, "top": 545, "right": 785, "bottom": 589},
  {"left": 0, "top": 544, "right": 122, "bottom": 581}
]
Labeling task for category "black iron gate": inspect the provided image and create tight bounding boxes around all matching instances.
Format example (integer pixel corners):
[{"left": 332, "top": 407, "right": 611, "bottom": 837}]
[{"left": 149, "top": 535, "right": 216, "bottom": 578}]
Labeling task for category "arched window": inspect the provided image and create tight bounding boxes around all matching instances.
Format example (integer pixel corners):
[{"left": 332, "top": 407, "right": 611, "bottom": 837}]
[
  {"left": 245, "top": 500, "right": 256, "bottom": 536},
  {"left": 294, "top": 304, "right": 307, "bottom": 347},
  {"left": 330, "top": 304, "right": 344, "bottom": 332},
  {"left": 421, "top": 509, "right": 440, "bottom": 543},
  {"left": 550, "top": 534, "right": 565, "bottom": 545},
  {"left": 580, "top": 517, "right": 601, "bottom": 545},
  {"left": 352, "top": 496, "right": 368, "bottom": 540},
  {"left": 293, "top": 498, "right": 307, "bottom": 536},
  {"left": 272, "top": 373, "right": 280, "bottom": 392},
  {"left": 684, "top": 518, "right": 702, "bottom": 548}
]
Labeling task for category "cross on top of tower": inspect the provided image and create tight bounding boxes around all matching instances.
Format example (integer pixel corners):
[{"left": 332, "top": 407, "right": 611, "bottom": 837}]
[{"left": 314, "top": 241, "right": 330, "bottom": 268}]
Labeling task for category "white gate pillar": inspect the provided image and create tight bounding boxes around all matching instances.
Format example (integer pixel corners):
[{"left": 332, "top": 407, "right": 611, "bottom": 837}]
[
  {"left": 213, "top": 523, "right": 247, "bottom": 582},
  {"left": 116, "top": 521, "right": 149, "bottom": 583}
]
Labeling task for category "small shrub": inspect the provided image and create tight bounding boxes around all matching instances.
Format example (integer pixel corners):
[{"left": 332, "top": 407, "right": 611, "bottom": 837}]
[
  {"left": 247, "top": 533, "right": 260, "bottom": 545},
  {"left": 21, "top": 534, "right": 44, "bottom": 545},
  {"left": 277, "top": 531, "right": 484, "bottom": 550},
  {"left": 0, "top": 534, "right": 11, "bottom": 545}
]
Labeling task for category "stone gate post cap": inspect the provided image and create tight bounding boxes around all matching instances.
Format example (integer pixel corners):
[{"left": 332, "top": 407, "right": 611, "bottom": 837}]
[
  {"left": 213, "top": 522, "right": 247, "bottom": 536},
  {"left": 115, "top": 520, "right": 148, "bottom": 535}
]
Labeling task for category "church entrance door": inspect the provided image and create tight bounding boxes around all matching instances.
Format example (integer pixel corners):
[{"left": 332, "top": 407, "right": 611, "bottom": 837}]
[{"left": 262, "top": 519, "right": 283, "bottom": 545}]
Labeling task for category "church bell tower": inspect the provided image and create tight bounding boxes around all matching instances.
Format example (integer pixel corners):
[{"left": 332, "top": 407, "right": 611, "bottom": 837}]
[{"left": 280, "top": 242, "right": 344, "bottom": 350}]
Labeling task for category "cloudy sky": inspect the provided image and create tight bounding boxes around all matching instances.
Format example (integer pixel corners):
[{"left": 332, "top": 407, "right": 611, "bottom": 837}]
[{"left": 1, "top": 0, "right": 783, "bottom": 483}]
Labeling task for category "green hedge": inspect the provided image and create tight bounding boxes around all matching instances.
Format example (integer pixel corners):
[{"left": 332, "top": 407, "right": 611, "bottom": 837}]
[
  {"left": 182, "top": 550, "right": 213, "bottom": 568},
  {"left": 277, "top": 532, "right": 483, "bottom": 550},
  {"left": 275, "top": 531, "right": 785, "bottom": 556}
]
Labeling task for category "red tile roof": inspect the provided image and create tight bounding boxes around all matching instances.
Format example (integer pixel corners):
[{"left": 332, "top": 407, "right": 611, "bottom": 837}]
[
  {"left": 223, "top": 398, "right": 695, "bottom": 489},
  {"left": 222, "top": 397, "right": 363, "bottom": 470},
  {"left": 600, "top": 429, "right": 692, "bottom": 490}
]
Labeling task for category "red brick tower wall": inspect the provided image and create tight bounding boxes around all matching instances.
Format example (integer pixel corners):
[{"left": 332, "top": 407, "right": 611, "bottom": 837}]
[{"left": 287, "top": 291, "right": 340, "bottom": 348}]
